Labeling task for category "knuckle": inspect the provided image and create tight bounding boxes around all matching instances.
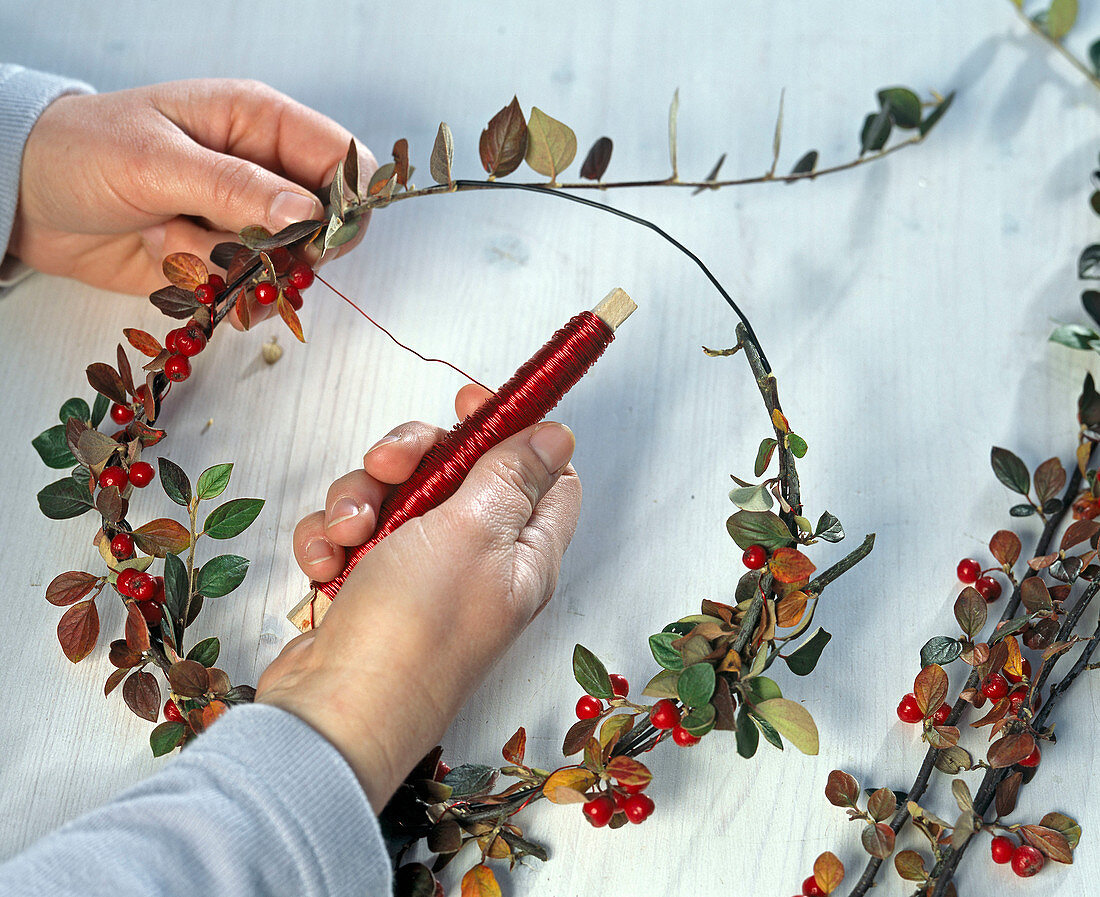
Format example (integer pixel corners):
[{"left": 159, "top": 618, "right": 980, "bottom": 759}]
[{"left": 210, "top": 155, "right": 262, "bottom": 211}]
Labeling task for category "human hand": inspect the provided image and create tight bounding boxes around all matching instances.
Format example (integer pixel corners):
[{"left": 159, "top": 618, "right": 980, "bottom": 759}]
[
  {"left": 10, "top": 78, "right": 374, "bottom": 323},
  {"left": 255, "top": 384, "right": 582, "bottom": 811}
]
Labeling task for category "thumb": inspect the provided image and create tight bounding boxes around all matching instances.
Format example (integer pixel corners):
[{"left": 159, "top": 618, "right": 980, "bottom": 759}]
[
  {"left": 155, "top": 143, "right": 324, "bottom": 236},
  {"left": 433, "top": 422, "right": 576, "bottom": 550}
]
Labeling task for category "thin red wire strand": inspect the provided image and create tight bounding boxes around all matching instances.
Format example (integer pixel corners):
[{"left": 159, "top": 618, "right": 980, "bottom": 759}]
[
  {"left": 316, "top": 273, "right": 491, "bottom": 391},
  {"left": 314, "top": 309, "right": 615, "bottom": 599}
]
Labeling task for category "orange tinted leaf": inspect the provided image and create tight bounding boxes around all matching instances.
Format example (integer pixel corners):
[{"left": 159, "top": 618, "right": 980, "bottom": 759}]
[
  {"left": 771, "top": 408, "right": 790, "bottom": 433},
  {"left": 861, "top": 821, "right": 896, "bottom": 859},
  {"left": 132, "top": 518, "right": 190, "bottom": 557},
  {"left": 1062, "top": 518, "right": 1100, "bottom": 551},
  {"left": 987, "top": 732, "right": 1036, "bottom": 768},
  {"left": 605, "top": 756, "right": 651, "bottom": 789},
  {"left": 825, "top": 769, "right": 860, "bottom": 807},
  {"left": 813, "top": 851, "right": 844, "bottom": 894},
  {"left": 542, "top": 768, "right": 597, "bottom": 804},
  {"left": 913, "top": 664, "right": 948, "bottom": 716},
  {"left": 202, "top": 699, "right": 228, "bottom": 728},
  {"left": 235, "top": 290, "right": 251, "bottom": 330},
  {"left": 162, "top": 252, "right": 208, "bottom": 290},
  {"left": 392, "top": 138, "right": 409, "bottom": 186},
  {"left": 776, "top": 591, "right": 808, "bottom": 627},
  {"left": 461, "top": 864, "right": 501, "bottom": 897},
  {"left": 46, "top": 571, "right": 98, "bottom": 606},
  {"left": 277, "top": 294, "right": 305, "bottom": 343},
  {"left": 502, "top": 726, "right": 526, "bottom": 765},
  {"left": 124, "top": 602, "right": 150, "bottom": 653},
  {"left": 989, "top": 530, "right": 1021, "bottom": 566},
  {"left": 123, "top": 328, "right": 163, "bottom": 358},
  {"left": 58, "top": 599, "right": 100, "bottom": 662},
  {"left": 769, "top": 546, "right": 816, "bottom": 584}
]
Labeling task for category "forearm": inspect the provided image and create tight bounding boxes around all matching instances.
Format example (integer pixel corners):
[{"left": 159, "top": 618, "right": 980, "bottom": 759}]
[{"left": 0, "top": 704, "right": 392, "bottom": 896}]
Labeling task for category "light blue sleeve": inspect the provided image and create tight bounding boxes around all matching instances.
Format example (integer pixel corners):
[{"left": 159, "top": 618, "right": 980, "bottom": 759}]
[
  {"left": 0, "top": 703, "right": 394, "bottom": 896},
  {"left": 0, "top": 64, "right": 94, "bottom": 285}
]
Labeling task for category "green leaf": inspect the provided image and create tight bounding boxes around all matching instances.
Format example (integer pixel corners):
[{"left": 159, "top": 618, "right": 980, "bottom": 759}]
[
  {"left": 754, "top": 698, "right": 819, "bottom": 755},
  {"left": 33, "top": 425, "right": 78, "bottom": 469},
  {"left": 37, "top": 477, "right": 94, "bottom": 519},
  {"left": 680, "top": 703, "right": 716, "bottom": 736},
  {"left": 1079, "top": 244, "right": 1100, "bottom": 279},
  {"left": 677, "top": 662, "right": 716, "bottom": 707},
  {"left": 641, "top": 669, "right": 680, "bottom": 698},
  {"left": 443, "top": 763, "right": 496, "bottom": 798},
  {"left": 202, "top": 498, "right": 264, "bottom": 540},
  {"left": 572, "top": 644, "right": 613, "bottom": 699},
  {"left": 991, "top": 447, "right": 1030, "bottom": 495},
  {"left": 728, "top": 484, "right": 773, "bottom": 512},
  {"left": 1090, "top": 38, "right": 1100, "bottom": 75},
  {"left": 735, "top": 706, "right": 759, "bottom": 758},
  {"left": 754, "top": 437, "right": 778, "bottom": 476},
  {"left": 877, "top": 87, "right": 922, "bottom": 128},
  {"left": 150, "top": 721, "right": 186, "bottom": 757},
  {"left": 1046, "top": 0, "right": 1078, "bottom": 39},
  {"left": 163, "top": 552, "right": 188, "bottom": 622},
  {"left": 919, "top": 91, "right": 955, "bottom": 137},
  {"left": 1080, "top": 372, "right": 1100, "bottom": 429},
  {"left": 784, "top": 627, "right": 832, "bottom": 676},
  {"left": 1010, "top": 503, "right": 1036, "bottom": 517},
  {"left": 196, "top": 555, "right": 249, "bottom": 599},
  {"left": 751, "top": 711, "right": 784, "bottom": 750},
  {"left": 815, "top": 511, "right": 845, "bottom": 543},
  {"left": 787, "top": 433, "right": 808, "bottom": 458},
  {"left": 921, "top": 635, "right": 962, "bottom": 667},
  {"left": 745, "top": 676, "right": 783, "bottom": 703},
  {"left": 159, "top": 457, "right": 191, "bottom": 507},
  {"left": 90, "top": 393, "right": 109, "bottom": 427},
  {"left": 58, "top": 397, "right": 90, "bottom": 424},
  {"left": 1050, "top": 322, "right": 1100, "bottom": 350},
  {"left": 186, "top": 636, "right": 220, "bottom": 667},
  {"left": 524, "top": 107, "right": 577, "bottom": 182},
  {"left": 860, "top": 108, "right": 892, "bottom": 155},
  {"left": 726, "top": 510, "right": 795, "bottom": 550},
  {"left": 196, "top": 463, "right": 233, "bottom": 500},
  {"left": 648, "top": 632, "right": 684, "bottom": 670}
]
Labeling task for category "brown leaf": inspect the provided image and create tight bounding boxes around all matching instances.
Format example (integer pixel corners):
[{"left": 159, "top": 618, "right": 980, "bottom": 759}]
[
  {"left": 579, "top": 136, "right": 613, "bottom": 180},
  {"left": 95, "top": 484, "right": 126, "bottom": 524},
  {"left": 392, "top": 138, "right": 409, "bottom": 186},
  {"left": 130, "top": 421, "right": 166, "bottom": 448},
  {"left": 149, "top": 285, "right": 202, "bottom": 319},
  {"left": 57, "top": 599, "right": 99, "bottom": 663},
  {"left": 109, "top": 638, "right": 142, "bottom": 669},
  {"left": 987, "top": 732, "right": 1036, "bottom": 768},
  {"left": 426, "top": 820, "right": 462, "bottom": 854},
  {"left": 123, "top": 670, "right": 160, "bottom": 722},
  {"left": 479, "top": 97, "right": 527, "bottom": 178},
  {"left": 605, "top": 756, "right": 651, "bottom": 789},
  {"left": 996, "top": 771, "right": 1022, "bottom": 817},
  {"left": 187, "top": 707, "right": 205, "bottom": 734},
  {"left": 562, "top": 716, "right": 598, "bottom": 756},
  {"left": 46, "top": 571, "right": 99, "bottom": 607},
  {"left": 104, "top": 667, "right": 128, "bottom": 697},
  {"left": 926, "top": 725, "right": 959, "bottom": 748},
  {"left": 1019, "top": 824, "right": 1074, "bottom": 863},
  {"left": 125, "top": 602, "right": 151, "bottom": 653},
  {"left": 206, "top": 668, "right": 231, "bottom": 696},
  {"left": 867, "top": 787, "right": 897, "bottom": 821},
  {"left": 776, "top": 590, "right": 808, "bottom": 627},
  {"left": 132, "top": 518, "right": 190, "bottom": 557},
  {"left": 235, "top": 289, "right": 251, "bottom": 330},
  {"left": 123, "top": 328, "right": 163, "bottom": 358},
  {"left": 541, "top": 768, "right": 597, "bottom": 804},
  {"left": 861, "top": 822, "right": 896, "bottom": 859},
  {"left": 813, "top": 851, "right": 844, "bottom": 894},
  {"left": 712, "top": 675, "right": 737, "bottom": 730},
  {"left": 1029, "top": 552, "right": 1058, "bottom": 570},
  {"left": 989, "top": 530, "right": 1021, "bottom": 566},
  {"left": 277, "top": 293, "right": 305, "bottom": 343},
  {"left": 116, "top": 344, "right": 135, "bottom": 397},
  {"left": 86, "top": 362, "right": 128, "bottom": 405},
  {"left": 162, "top": 252, "right": 208, "bottom": 291},
  {"left": 1035, "top": 457, "right": 1067, "bottom": 504},
  {"left": 893, "top": 849, "right": 927, "bottom": 882},
  {"left": 825, "top": 769, "right": 860, "bottom": 807},
  {"left": 1020, "top": 577, "right": 1053, "bottom": 614},
  {"left": 168, "top": 659, "right": 210, "bottom": 698},
  {"left": 460, "top": 864, "right": 501, "bottom": 897},
  {"left": 1040, "top": 812, "right": 1082, "bottom": 849},
  {"left": 768, "top": 546, "right": 816, "bottom": 584},
  {"left": 913, "top": 664, "right": 949, "bottom": 716},
  {"left": 1062, "top": 518, "right": 1100, "bottom": 551}
]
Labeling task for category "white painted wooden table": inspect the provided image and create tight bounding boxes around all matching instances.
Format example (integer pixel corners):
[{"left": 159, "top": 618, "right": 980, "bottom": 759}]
[{"left": 2, "top": 2, "right": 1100, "bottom": 893}]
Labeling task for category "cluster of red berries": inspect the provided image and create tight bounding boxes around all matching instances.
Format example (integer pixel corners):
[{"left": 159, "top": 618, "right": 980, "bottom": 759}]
[
  {"left": 253, "top": 260, "right": 314, "bottom": 308},
  {"left": 991, "top": 835, "right": 1045, "bottom": 877},
  {"left": 114, "top": 567, "right": 167, "bottom": 625},
  {"left": 956, "top": 557, "right": 1002, "bottom": 602},
  {"left": 98, "top": 461, "right": 155, "bottom": 493},
  {"left": 896, "top": 693, "right": 951, "bottom": 725}
]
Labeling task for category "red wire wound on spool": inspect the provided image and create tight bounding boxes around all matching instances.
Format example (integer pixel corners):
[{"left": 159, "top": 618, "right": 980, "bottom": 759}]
[{"left": 314, "top": 308, "right": 618, "bottom": 600}]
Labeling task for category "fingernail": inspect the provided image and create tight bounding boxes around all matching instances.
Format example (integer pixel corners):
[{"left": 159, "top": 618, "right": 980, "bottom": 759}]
[
  {"left": 140, "top": 223, "right": 167, "bottom": 256},
  {"left": 270, "top": 191, "right": 323, "bottom": 231},
  {"left": 366, "top": 433, "right": 403, "bottom": 454},
  {"left": 302, "top": 537, "right": 337, "bottom": 566},
  {"left": 328, "top": 498, "right": 360, "bottom": 528},
  {"left": 529, "top": 423, "right": 574, "bottom": 474}
]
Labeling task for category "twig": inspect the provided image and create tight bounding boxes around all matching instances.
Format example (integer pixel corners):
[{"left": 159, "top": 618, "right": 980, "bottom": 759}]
[
  {"left": 1009, "top": 1, "right": 1100, "bottom": 93},
  {"left": 805, "top": 534, "right": 876, "bottom": 596}
]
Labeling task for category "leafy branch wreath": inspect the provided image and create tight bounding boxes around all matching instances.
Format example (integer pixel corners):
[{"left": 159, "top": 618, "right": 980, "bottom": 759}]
[{"left": 31, "top": 87, "right": 951, "bottom": 896}]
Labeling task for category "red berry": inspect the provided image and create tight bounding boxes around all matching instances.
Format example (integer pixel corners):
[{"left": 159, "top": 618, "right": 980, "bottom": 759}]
[
  {"left": 174, "top": 331, "right": 206, "bottom": 357},
  {"left": 434, "top": 761, "right": 451, "bottom": 781},
  {"left": 1018, "top": 745, "right": 1041, "bottom": 768},
  {"left": 288, "top": 262, "right": 314, "bottom": 290},
  {"left": 802, "top": 876, "right": 826, "bottom": 897},
  {"left": 581, "top": 795, "right": 615, "bottom": 827},
  {"left": 576, "top": 695, "right": 603, "bottom": 720},
  {"left": 1011, "top": 844, "right": 1045, "bottom": 877},
  {"left": 671, "top": 724, "right": 701, "bottom": 747},
  {"left": 194, "top": 283, "right": 216, "bottom": 305},
  {"left": 137, "top": 599, "right": 162, "bottom": 626},
  {"left": 128, "top": 461, "right": 155, "bottom": 488},
  {"left": 164, "top": 699, "right": 184, "bottom": 723},
  {"left": 897, "top": 693, "right": 924, "bottom": 723},
  {"left": 956, "top": 558, "right": 981, "bottom": 583},
  {"left": 207, "top": 274, "right": 226, "bottom": 292},
  {"left": 623, "top": 793, "right": 655, "bottom": 824},
  {"left": 981, "top": 674, "right": 1009, "bottom": 701},
  {"left": 151, "top": 576, "right": 166, "bottom": 604},
  {"left": 110, "top": 532, "right": 134, "bottom": 559},
  {"left": 650, "top": 699, "right": 680, "bottom": 730},
  {"left": 165, "top": 328, "right": 183, "bottom": 354},
  {"left": 991, "top": 835, "right": 1015, "bottom": 864},
  {"left": 115, "top": 568, "right": 140, "bottom": 597},
  {"left": 975, "top": 576, "right": 1002, "bottom": 602},
  {"left": 131, "top": 572, "right": 155, "bottom": 602},
  {"left": 164, "top": 354, "right": 191, "bottom": 382},
  {"left": 743, "top": 544, "right": 767, "bottom": 570},
  {"left": 110, "top": 403, "right": 134, "bottom": 425},
  {"left": 254, "top": 282, "right": 278, "bottom": 305},
  {"left": 932, "top": 702, "right": 951, "bottom": 726},
  {"left": 609, "top": 674, "right": 629, "bottom": 697},
  {"left": 99, "top": 466, "right": 128, "bottom": 491},
  {"left": 1008, "top": 688, "right": 1027, "bottom": 713},
  {"left": 284, "top": 284, "right": 303, "bottom": 310},
  {"left": 1005, "top": 658, "right": 1032, "bottom": 684}
]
